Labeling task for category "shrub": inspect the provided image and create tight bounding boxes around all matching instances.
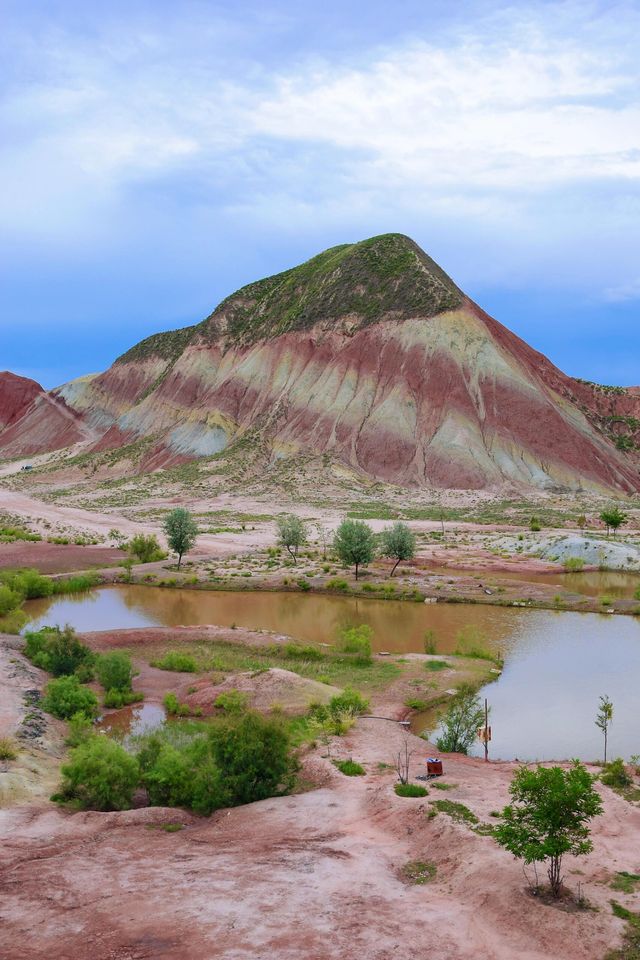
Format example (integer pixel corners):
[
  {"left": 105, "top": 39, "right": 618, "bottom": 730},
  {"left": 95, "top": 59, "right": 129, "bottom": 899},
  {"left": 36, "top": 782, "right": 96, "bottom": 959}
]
[
  {"left": 214, "top": 689, "right": 249, "bottom": 713},
  {"left": 338, "top": 624, "right": 373, "bottom": 664},
  {"left": 297, "top": 578, "right": 311, "bottom": 591},
  {"left": 1, "top": 568, "right": 53, "bottom": 599},
  {"left": 57, "top": 736, "right": 139, "bottom": 810},
  {"left": 0, "top": 736, "right": 18, "bottom": 760},
  {"left": 282, "top": 643, "right": 325, "bottom": 661},
  {"left": 163, "top": 692, "right": 191, "bottom": 716},
  {"left": 563, "top": 557, "right": 585, "bottom": 572},
  {"left": 328, "top": 688, "right": 369, "bottom": 717},
  {"left": 334, "top": 759, "right": 365, "bottom": 776},
  {"left": 24, "top": 625, "right": 95, "bottom": 678},
  {"left": 600, "top": 758, "right": 632, "bottom": 788},
  {"left": 129, "top": 533, "right": 166, "bottom": 563},
  {"left": 423, "top": 630, "right": 437, "bottom": 655},
  {"left": 405, "top": 697, "right": 428, "bottom": 710},
  {"left": 209, "top": 710, "right": 298, "bottom": 805},
  {"left": 402, "top": 859, "right": 436, "bottom": 883},
  {"left": 529, "top": 517, "right": 542, "bottom": 532},
  {"left": 326, "top": 578, "right": 349, "bottom": 592},
  {"left": 0, "top": 585, "right": 22, "bottom": 616},
  {"left": 42, "top": 675, "right": 98, "bottom": 720},
  {"left": 436, "top": 685, "right": 485, "bottom": 755},
  {"left": 395, "top": 783, "right": 428, "bottom": 797},
  {"left": 96, "top": 651, "right": 134, "bottom": 692},
  {"left": 152, "top": 651, "right": 199, "bottom": 672},
  {"left": 65, "top": 712, "right": 93, "bottom": 747},
  {"left": 103, "top": 689, "right": 144, "bottom": 708}
]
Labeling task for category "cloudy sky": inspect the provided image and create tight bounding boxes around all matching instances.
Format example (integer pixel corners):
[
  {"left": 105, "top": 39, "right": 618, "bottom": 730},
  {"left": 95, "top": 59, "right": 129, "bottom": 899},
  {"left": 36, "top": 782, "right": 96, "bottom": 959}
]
[{"left": 2, "top": 0, "right": 639, "bottom": 388}]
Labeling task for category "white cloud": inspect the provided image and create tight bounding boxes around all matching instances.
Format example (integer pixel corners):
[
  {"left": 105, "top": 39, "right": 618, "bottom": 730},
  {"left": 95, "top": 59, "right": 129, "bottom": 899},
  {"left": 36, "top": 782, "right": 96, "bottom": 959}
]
[{"left": 603, "top": 278, "right": 640, "bottom": 302}]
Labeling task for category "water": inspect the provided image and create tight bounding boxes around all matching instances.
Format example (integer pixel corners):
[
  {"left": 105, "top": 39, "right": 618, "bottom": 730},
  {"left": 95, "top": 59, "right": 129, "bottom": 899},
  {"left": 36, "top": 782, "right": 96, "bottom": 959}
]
[
  {"left": 25, "top": 585, "right": 640, "bottom": 761},
  {"left": 97, "top": 701, "right": 166, "bottom": 739}
]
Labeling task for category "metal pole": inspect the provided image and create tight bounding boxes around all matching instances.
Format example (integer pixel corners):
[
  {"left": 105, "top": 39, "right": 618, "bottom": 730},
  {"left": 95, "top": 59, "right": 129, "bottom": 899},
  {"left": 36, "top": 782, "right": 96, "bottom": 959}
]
[{"left": 484, "top": 698, "right": 489, "bottom": 763}]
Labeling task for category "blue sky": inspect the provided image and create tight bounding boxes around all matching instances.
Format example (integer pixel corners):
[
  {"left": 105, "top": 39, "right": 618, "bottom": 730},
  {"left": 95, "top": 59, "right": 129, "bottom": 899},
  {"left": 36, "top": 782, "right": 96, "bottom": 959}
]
[{"left": 1, "top": 0, "right": 639, "bottom": 388}]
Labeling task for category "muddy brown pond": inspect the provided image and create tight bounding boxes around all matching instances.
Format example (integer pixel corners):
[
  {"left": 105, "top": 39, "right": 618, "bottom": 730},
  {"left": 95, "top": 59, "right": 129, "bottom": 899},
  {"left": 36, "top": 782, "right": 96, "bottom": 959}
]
[{"left": 26, "top": 585, "right": 640, "bottom": 762}]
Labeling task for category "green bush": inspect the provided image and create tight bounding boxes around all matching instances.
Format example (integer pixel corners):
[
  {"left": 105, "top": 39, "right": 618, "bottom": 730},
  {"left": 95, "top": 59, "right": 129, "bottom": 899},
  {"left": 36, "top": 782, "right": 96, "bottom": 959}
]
[
  {"left": 334, "top": 759, "right": 365, "bottom": 776},
  {"left": 129, "top": 533, "right": 166, "bottom": 563},
  {"left": 563, "top": 557, "right": 585, "bottom": 572},
  {"left": 282, "top": 643, "right": 325, "bottom": 661},
  {"left": 103, "top": 689, "right": 144, "bottom": 708},
  {"left": 0, "top": 584, "right": 22, "bottom": 617},
  {"left": 24, "top": 626, "right": 95, "bottom": 678},
  {"left": 424, "top": 659, "right": 449, "bottom": 672},
  {"left": 152, "top": 651, "right": 199, "bottom": 672},
  {"left": 0, "top": 568, "right": 53, "bottom": 599},
  {"left": 42, "top": 675, "right": 98, "bottom": 720},
  {"left": 405, "top": 697, "right": 428, "bottom": 710},
  {"left": 214, "top": 689, "right": 249, "bottom": 713},
  {"left": 338, "top": 624, "right": 373, "bottom": 664},
  {"left": 325, "top": 578, "right": 349, "bottom": 592},
  {"left": 328, "top": 688, "right": 369, "bottom": 717},
  {"left": 601, "top": 758, "right": 632, "bottom": 788},
  {"left": 56, "top": 736, "right": 139, "bottom": 810},
  {"left": 65, "top": 712, "right": 94, "bottom": 747},
  {"left": 395, "top": 783, "right": 428, "bottom": 797},
  {"left": 163, "top": 692, "right": 191, "bottom": 716},
  {"left": 96, "top": 651, "right": 134, "bottom": 692}
]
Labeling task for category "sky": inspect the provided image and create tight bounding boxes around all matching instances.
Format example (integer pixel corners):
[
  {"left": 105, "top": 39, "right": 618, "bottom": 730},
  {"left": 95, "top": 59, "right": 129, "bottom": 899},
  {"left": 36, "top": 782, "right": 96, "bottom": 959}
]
[{"left": 1, "top": 0, "right": 639, "bottom": 388}]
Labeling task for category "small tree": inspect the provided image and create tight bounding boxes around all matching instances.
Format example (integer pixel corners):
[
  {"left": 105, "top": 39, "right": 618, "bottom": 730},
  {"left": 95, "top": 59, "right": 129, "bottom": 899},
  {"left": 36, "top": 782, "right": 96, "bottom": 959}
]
[
  {"left": 209, "top": 710, "right": 298, "bottom": 805},
  {"left": 576, "top": 514, "right": 587, "bottom": 531},
  {"left": 392, "top": 732, "right": 417, "bottom": 785},
  {"left": 58, "top": 736, "right": 139, "bottom": 811},
  {"left": 276, "top": 514, "right": 307, "bottom": 565},
  {"left": 96, "top": 651, "right": 134, "bottom": 693},
  {"left": 494, "top": 762, "right": 603, "bottom": 898},
  {"left": 436, "top": 684, "right": 485, "bottom": 755},
  {"left": 315, "top": 522, "right": 330, "bottom": 560},
  {"left": 163, "top": 508, "right": 198, "bottom": 569},
  {"left": 129, "top": 533, "right": 165, "bottom": 563},
  {"left": 599, "top": 507, "right": 627, "bottom": 538},
  {"left": 380, "top": 521, "right": 416, "bottom": 577},
  {"left": 333, "top": 519, "right": 375, "bottom": 580},
  {"left": 595, "top": 694, "right": 613, "bottom": 763}
]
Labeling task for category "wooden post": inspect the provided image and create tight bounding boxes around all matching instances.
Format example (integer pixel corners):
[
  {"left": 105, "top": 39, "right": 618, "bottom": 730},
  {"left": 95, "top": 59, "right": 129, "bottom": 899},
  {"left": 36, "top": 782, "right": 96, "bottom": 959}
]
[{"left": 484, "top": 698, "right": 489, "bottom": 763}]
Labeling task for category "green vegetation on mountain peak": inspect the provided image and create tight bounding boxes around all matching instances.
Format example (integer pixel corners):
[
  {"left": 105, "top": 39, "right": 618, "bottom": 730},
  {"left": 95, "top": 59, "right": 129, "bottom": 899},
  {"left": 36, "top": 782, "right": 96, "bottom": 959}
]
[
  {"left": 198, "top": 233, "right": 463, "bottom": 345},
  {"left": 115, "top": 324, "right": 199, "bottom": 366}
]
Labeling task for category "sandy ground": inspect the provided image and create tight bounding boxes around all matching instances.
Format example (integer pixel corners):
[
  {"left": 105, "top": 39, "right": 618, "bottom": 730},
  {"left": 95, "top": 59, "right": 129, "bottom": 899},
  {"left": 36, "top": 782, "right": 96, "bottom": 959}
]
[{"left": 0, "top": 540, "right": 126, "bottom": 573}]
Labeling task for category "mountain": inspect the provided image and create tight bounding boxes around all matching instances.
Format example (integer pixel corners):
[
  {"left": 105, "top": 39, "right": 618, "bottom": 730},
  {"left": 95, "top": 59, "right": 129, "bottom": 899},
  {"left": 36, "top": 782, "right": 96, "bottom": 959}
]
[
  {"left": 3, "top": 234, "right": 640, "bottom": 493},
  {"left": 0, "top": 371, "right": 94, "bottom": 459}
]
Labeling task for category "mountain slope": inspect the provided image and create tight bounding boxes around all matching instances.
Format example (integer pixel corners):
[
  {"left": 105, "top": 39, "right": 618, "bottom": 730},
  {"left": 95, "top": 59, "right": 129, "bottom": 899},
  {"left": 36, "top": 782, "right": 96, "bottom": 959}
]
[
  {"left": 0, "top": 371, "right": 95, "bottom": 459},
  {"left": 7, "top": 235, "right": 640, "bottom": 493}
]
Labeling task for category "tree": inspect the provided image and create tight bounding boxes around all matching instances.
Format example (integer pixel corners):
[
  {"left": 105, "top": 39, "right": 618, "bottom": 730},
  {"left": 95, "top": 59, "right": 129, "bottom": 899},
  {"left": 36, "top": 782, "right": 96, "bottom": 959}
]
[
  {"left": 595, "top": 694, "right": 613, "bottom": 763},
  {"left": 392, "top": 732, "right": 417, "bottom": 785},
  {"left": 209, "top": 710, "right": 298, "bottom": 805},
  {"left": 24, "top": 625, "right": 94, "bottom": 677},
  {"left": 315, "top": 522, "right": 330, "bottom": 560},
  {"left": 436, "top": 684, "right": 485, "bottom": 755},
  {"left": 380, "top": 521, "right": 416, "bottom": 577},
  {"left": 333, "top": 519, "right": 375, "bottom": 580},
  {"left": 128, "top": 533, "right": 165, "bottom": 563},
  {"left": 58, "top": 736, "right": 140, "bottom": 811},
  {"left": 576, "top": 514, "right": 587, "bottom": 531},
  {"left": 96, "top": 651, "right": 134, "bottom": 693},
  {"left": 163, "top": 508, "right": 198, "bottom": 568},
  {"left": 599, "top": 507, "right": 628, "bottom": 538},
  {"left": 276, "top": 514, "right": 307, "bottom": 565},
  {"left": 494, "top": 762, "right": 603, "bottom": 898}
]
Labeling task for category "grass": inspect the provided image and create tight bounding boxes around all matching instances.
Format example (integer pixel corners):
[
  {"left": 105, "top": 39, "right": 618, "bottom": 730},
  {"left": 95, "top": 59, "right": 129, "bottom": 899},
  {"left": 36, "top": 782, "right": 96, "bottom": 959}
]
[
  {"left": 611, "top": 872, "right": 640, "bottom": 894},
  {"left": 430, "top": 799, "right": 478, "bottom": 824},
  {"left": 395, "top": 783, "right": 428, "bottom": 797},
  {"left": 607, "top": 902, "right": 640, "bottom": 960},
  {"left": 402, "top": 860, "right": 437, "bottom": 884},
  {"left": 334, "top": 759, "right": 365, "bottom": 776},
  {"left": 0, "top": 736, "right": 18, "bottom": 761},
  {"left": 405, "top": 697, "right": 428, "bottom": 710},
  {"left": 138, "top": 637, "right": 400, "bottom": 694},
  {"left": 151, "top": 652, "right": 199, "bottom": 672},
  {"left": 424, "top": 659, "right": 449, "bottom": 672},
  {"left": 431, "top": 781, "right": 457, "bottom": 791}
]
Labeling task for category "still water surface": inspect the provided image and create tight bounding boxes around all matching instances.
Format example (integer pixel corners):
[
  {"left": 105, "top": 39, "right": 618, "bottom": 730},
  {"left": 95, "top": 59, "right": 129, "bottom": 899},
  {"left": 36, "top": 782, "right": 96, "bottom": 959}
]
[{"left": 26, "top": 585, "right": 640, "bottom": 761}]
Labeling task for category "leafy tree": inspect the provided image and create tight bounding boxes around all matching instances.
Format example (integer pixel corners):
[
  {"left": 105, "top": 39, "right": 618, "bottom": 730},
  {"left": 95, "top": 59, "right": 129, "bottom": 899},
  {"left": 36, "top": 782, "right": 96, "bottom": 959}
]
[
  {"left": 57, "top": 736, "right": 139, "bottom": 810},
  {"left": 96, "top": 651, "right": 134, "bottom": 693},
  {"left": 128, "top": 533, "right": 165, "bottom": 563},
  {"left": 436, "top": 684, "right": 485, "bottom": 754},
  {"left": 25, "top": 626, "right": 94, "bottom": 677},
  {"left": 42, "top": 675, "right": 98, "bottom": 720},
  {"left": 276, "top": 514, "right": 307, "bottom": 564},
  {"left": 595, "top": 694, "right": 613, "bottom": 763},
  {"left": 163, "top": 508, "right": 198, "bottom": 568},
  {"left": 380, "top": 521, "right": 416, "bottom": 576},
  {"left": 209, "top": 710, "right": 298, "bottom": 805},
  {"left": 600, "top": 507, "right": 628, "bottom": 538},
  {"left": 494, "top": 762, "right": 603, "bottom": 897},
  {"left": 333, "top": 519, "right": 375, "bottom": 580}
]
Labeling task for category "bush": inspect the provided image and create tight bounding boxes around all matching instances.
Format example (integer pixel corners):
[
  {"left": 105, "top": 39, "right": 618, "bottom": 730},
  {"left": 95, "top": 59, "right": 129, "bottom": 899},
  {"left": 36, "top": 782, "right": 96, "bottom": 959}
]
[
  {"left": 24, "top": 625, "right": 95, "bottom": 677},
  {"left": 103, "top": 689, "right": 144, "bottom": 708},
  {"left": 282, "top": 643, "right": 325, "bottom": 661},
  {"left": 436, "top": 685, "right": 485, "bottom": 755},
  {"left": 42, "top": 675, "right": 98, "bottom": 720},
  {"left": 425, "top": 659, "right": 449, "bottom": 672},
  {"left": 0, "top": 736, "right": 18, "bottom": 760},
  {"left": 65, "top": 712, "right": 93, "bottom": 747},
  {"left": 563, "top": 557, "right": 585, "bottom": 572},
  {"left": 338, "top": 624, "right": 373, "bottom": 664},
  {"left": 529, "top": 517, "right": 542, "bottom": 532},
  {"left": 0, "top": 584, "right": 22, "bottom": 616},
  {"left": 405, "top": 697, "right": 428, "bottom": 710},
  {"left": 57, "top": 736, "right": 139, "bottom": 810},
  {"left": 334, "top": 759, "right": 365, "bottom": 776},
  {"left": 601, "top": 758, "right": 632, "bottom": 788},
  {"left": 214, "top": 689, "right": 249, "bottom": 713},
  {"left": 328, "top": 688, "right": 369, "bottom": 717},
  {"left": 96, "top": 651, "right": 134, "bottom": 692},
  {"left": 395, "top": 783, "right": 428, "bottom": 797},
  {"left": 0, "top": 568, "right": 53, "bottom": 599},
  {"left": 163, "top": 692, "right": 191, "bottom": 716},
  {"left": 209, "top": 710, "right": 298, "bottom": 806},
  {"left": 152, "top": 651, "right": 199, "bottom": 672},
  {"left": 129, "top": 533, "right": 166, "bottom": 563},
  {"left": 325, "top": 578, "right": 349, "bottom": 592}
]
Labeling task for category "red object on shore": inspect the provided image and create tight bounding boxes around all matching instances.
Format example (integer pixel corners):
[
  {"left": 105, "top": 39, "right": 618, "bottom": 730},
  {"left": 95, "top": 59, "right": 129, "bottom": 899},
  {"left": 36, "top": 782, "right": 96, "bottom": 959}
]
[{"left": 426, "top": 758, "right": 443, "bottom": 776}]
